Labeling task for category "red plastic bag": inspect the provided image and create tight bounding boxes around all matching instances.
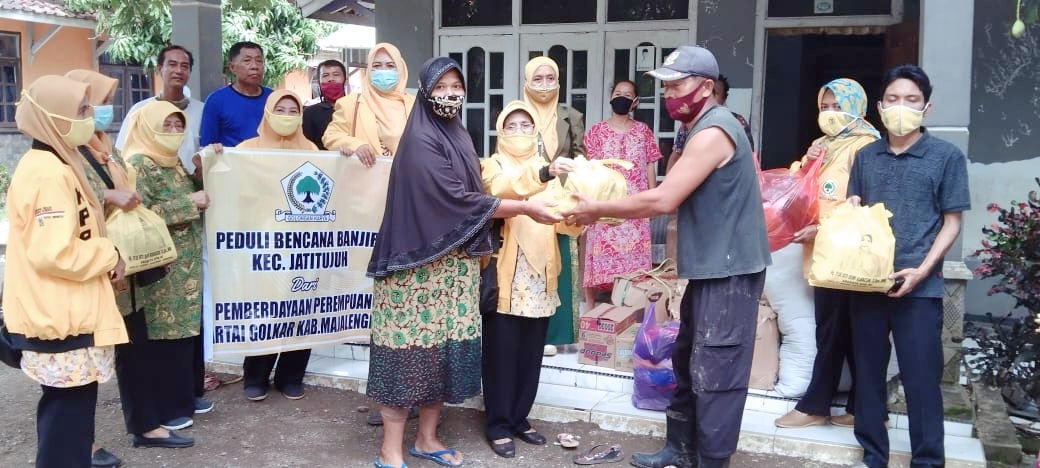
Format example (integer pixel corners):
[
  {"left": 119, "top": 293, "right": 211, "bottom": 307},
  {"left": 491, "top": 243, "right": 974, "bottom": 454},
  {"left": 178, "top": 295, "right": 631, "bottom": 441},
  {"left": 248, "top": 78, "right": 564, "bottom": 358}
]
[{"left": 758, "top": 154, "right": 823, "bottom": 252}]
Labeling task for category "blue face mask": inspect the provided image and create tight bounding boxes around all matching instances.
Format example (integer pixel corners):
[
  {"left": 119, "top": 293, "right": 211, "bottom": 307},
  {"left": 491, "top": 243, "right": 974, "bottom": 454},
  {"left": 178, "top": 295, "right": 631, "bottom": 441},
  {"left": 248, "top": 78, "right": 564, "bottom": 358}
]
[
  {"left": 93, "top": 105, "right": 114, "bottom": 132},
  {"left": 370, "top": 69, "right": 399, "bottom": 92}
]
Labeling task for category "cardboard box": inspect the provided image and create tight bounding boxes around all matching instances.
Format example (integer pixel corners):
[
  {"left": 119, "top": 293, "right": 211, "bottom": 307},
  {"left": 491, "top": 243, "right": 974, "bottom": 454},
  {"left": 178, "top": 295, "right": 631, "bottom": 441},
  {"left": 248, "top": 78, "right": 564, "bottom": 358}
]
[
  {"left": 613, "top": 324, "right": 641, "bottom": 373},
  {"left": 578, "top": 304, "right": 642, "bottom": 368}
]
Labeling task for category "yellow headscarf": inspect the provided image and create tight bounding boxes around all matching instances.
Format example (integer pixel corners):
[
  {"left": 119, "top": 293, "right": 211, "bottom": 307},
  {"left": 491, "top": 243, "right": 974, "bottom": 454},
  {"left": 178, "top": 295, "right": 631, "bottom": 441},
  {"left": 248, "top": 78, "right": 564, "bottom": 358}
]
[
  {"left": 492, "top": 100, "right": 556, "bottom": 274},
  {"left": 523, "top": 57, "right": 561, "bottom": 161},
  {"left": 64, "top": 69, "right": 131, "bottom": 191},
  {"left": 362, "top": 43, "right": 410, "bottom": 155},
  {"left": 15, "top": 75, "right": 105, "bottom": 235},
  {"left": 120, "top": 100, "right": 186, "bottom": 169},
  {"left": 237, "top": 90, "right": 317, "bottom": 151}
]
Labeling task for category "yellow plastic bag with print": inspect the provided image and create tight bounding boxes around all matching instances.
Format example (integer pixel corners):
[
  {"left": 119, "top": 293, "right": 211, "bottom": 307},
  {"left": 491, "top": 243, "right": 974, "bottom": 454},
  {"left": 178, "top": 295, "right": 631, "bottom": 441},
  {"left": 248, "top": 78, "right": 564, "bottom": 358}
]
[
  {"left": 551, "top": 156, "right": 632, "bottom": 224},
  {"left": 808, "top": 203, "right": 895, "bottom": 293},
  {"left": 106, "top": 206, "right": 178, "bottom": 276}
]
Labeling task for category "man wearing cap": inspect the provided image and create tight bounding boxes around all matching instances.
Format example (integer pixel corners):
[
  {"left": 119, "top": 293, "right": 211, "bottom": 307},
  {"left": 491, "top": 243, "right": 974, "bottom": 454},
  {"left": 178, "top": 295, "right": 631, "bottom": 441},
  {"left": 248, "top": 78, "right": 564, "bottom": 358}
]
[{"left": 564, "top": 46, "right": 769, "bottom": 468}]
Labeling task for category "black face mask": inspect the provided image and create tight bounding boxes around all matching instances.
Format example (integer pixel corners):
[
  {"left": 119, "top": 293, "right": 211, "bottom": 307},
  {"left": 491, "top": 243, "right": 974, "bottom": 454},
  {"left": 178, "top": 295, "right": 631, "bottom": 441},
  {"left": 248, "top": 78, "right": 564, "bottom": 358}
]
[{"left": 609, "top": 96, "right": 635, "bottom": 115}]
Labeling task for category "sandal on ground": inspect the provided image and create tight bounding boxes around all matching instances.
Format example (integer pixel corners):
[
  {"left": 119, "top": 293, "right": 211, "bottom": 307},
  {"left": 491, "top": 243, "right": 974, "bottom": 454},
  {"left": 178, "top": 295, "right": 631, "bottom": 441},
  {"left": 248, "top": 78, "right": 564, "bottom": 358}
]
[
  {"left": 408, "top": 447, "right": 463, "bottom": 467},
  {"left": 556, "top": 433, "right": 580, "bottom": 449},
  {"left": 373, "top": 457, "right": 407, "bottom": 468},
  {"left": 573, "top": 444, "right": 623, "bottom": 465},
  {"left": 202, "top": 372, "right": 222, "bottom": 392}
]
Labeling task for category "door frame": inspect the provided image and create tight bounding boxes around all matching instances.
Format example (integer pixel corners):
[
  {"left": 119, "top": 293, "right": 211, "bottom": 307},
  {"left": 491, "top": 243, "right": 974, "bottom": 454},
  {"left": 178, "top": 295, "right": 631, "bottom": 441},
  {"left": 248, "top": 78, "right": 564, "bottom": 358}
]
[{"left": 519, "top": 31, "right": 605, "bottom": 123}]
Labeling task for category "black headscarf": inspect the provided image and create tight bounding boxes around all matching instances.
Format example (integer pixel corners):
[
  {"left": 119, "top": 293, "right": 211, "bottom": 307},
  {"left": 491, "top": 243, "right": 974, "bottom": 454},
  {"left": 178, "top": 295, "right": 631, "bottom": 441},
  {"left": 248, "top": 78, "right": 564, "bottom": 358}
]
[{"left": 367, "top": 57, "right": 501, "bottom": 278}]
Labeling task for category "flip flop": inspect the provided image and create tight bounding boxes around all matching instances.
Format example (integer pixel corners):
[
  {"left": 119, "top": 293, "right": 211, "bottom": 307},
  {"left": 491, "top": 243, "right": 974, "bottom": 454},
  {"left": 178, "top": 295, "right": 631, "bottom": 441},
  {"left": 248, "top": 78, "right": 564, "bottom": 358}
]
[
  {"left": 573, "top": 444, "right": 623, "bottom": 465},
  {"left": 373, "top": 457, "right": 407, "bottom": 468},
  {"left": 408, "top": 447, "right": 463, "bottom": 467},
  {"left": 556, "top": 433, "right": 580, "bottom": 449}
]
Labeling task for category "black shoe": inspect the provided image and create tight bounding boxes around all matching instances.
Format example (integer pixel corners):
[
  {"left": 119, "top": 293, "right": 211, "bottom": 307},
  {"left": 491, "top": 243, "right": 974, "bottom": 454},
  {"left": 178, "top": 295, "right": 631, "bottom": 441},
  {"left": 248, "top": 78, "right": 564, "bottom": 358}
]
[
  {"left": 91, "top": 447, "right": 122, "bottom": 467},
  {"left": 697, "top": 456, "right": 730, "bottom": 468},
  {"left": 131, "top": 431, "right": 195, "bottom": 448},
  {"left": 244, "top": 385, "right": 268, "bottom": 401},
  {"left": 630, "top": 415, "right": 694, "bottom": 468},
  {"left": 489, "top": 438, "right": 516, "bottom": 458},
  {"left": 515, "top": 429, "right": 547, "bottom": 445},
  {"left": 278, "top": 382, "right": 305, "bottom": 400}
]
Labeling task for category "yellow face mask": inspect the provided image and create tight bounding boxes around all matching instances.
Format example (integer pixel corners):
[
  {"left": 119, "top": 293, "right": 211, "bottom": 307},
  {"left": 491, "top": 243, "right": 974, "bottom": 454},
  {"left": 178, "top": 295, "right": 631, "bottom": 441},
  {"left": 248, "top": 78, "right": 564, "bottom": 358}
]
[
  {"left": 149, "top": 128, "right": 185, "bottom": 154},
  {"left": 879, "top": 103, "right": 928, "bottom": 137},
  {"left": 267, "top": 112, "right": 302, "bottom": 137},
  {"left": 817, "top": 111, "right": 857, "bottom": 137},
  {"left": 497, "top": 133, "right": 537, "bottom": 159},
  {"left": 22, "top": 91, "right": 95, "bottom": 147},
  {"left": 526, "top": 83, "right": 559, "bottom": 104}
]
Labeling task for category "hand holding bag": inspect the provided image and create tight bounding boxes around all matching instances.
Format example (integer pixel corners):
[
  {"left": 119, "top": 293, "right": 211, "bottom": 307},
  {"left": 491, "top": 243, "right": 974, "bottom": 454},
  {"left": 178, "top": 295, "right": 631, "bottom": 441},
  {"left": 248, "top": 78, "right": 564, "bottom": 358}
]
[
  {"left": 105, "top": 206, "right": 178, "bottom": 276},
  {"left": 808, "top": 202, "right": 896, "bottom": 292}
]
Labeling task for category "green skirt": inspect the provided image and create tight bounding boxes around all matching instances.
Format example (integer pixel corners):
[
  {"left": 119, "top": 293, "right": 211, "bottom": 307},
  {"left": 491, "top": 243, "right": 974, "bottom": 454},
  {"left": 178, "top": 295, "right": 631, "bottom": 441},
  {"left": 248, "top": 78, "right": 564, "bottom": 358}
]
[{"left": 546, "top": 234, "right": 579, "bottom": 345}]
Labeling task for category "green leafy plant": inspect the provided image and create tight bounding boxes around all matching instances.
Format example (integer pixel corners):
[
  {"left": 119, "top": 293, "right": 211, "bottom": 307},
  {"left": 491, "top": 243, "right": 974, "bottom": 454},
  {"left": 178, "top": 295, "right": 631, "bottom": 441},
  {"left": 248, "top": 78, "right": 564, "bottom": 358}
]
[
  {"left": 974, "top": 177, "right": 1040, "bottom": 325},
  {"left": 66, "top": 0, "right": 336, "bottom": 87}
]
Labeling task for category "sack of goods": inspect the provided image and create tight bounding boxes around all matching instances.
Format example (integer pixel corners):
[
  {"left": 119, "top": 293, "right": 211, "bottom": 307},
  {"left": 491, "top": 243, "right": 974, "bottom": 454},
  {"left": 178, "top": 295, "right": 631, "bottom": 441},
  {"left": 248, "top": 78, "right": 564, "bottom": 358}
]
[
  {"left": 809, "top": 202, "right": 896, "bottom": 293},
  {"left": 105, "top": 206, "right": 178, "bottom": 275},
  {"left": 760, "top": 155, "right": 823, "bottom": 252},
  {"left": 550, "top": 155, "right": 631, "bottom": 224}
]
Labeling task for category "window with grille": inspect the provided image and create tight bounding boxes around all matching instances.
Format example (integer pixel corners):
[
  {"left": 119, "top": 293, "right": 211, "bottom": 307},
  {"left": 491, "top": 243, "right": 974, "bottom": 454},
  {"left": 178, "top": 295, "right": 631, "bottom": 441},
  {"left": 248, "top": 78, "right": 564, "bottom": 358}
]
[
  {"left": 0, "top": 32, "right": 20, "bottom": 128},
  {"left": 100, "top": 54, "right": 153, "bottom": 125}
]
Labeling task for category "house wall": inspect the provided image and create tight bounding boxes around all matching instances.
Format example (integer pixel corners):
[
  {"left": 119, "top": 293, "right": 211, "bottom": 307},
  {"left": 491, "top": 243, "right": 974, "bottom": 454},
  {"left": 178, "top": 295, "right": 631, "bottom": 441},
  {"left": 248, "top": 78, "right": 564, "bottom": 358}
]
[
  {"left": 964, "top": 0, "right": 1040, "bottom": 317},
  {"left": 0, "top": 19, "right": 95, "bottom": 174}
]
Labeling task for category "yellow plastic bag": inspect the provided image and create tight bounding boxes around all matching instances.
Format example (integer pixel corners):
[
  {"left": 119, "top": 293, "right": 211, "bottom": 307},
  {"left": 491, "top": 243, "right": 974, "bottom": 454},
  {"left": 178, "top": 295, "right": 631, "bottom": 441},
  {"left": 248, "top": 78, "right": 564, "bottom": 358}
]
[
  {"left": 808, "top": 203, "right": 895, "bottom": 293},
  {"left": 552, "top": 156, "right": 632, "bottom": 224},
  {"left": 105, "top": 206, "right": 178, "bottom": 275}
]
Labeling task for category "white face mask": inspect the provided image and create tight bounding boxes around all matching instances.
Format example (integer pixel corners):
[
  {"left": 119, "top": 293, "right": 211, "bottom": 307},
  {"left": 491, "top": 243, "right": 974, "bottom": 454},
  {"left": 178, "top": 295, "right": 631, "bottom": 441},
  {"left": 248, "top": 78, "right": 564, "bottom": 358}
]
[{"left": 878, "top": 103, "right": 929, "bottom": 136}]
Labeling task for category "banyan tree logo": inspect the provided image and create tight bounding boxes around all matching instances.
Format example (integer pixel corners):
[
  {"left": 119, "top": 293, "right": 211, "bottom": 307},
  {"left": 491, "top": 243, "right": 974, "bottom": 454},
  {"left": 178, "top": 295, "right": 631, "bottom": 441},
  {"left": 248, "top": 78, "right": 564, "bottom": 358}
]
[{"left": 275, "top": 162, "right": 336, "bottom": 222}]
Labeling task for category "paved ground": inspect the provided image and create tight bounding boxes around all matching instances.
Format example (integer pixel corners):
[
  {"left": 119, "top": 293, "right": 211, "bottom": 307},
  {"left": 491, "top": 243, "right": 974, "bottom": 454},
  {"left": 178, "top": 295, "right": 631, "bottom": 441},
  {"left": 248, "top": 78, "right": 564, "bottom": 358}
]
[{"left": 0, "top": 365, "right": 842, "bottom": 467}]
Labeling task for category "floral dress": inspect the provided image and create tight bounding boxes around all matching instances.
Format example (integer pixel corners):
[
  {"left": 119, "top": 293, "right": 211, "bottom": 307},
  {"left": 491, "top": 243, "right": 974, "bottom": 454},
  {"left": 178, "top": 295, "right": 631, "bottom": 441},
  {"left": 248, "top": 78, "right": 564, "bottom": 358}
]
[
  {"left": 121, "top": 155, "right": 203, "bottom": 340},
  {"left": 582, "top": 120, "right": 662, "bottom": 289},
  {"left": 367, "top": 250, "right": 482, "bottom": 407}
]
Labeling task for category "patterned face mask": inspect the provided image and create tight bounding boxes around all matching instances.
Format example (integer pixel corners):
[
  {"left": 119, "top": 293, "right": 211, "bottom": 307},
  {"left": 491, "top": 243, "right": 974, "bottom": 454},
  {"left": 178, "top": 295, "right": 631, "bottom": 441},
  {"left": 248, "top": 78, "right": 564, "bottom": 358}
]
[{"left": 428, "top": 94, "right": 464, "bottom": 119}]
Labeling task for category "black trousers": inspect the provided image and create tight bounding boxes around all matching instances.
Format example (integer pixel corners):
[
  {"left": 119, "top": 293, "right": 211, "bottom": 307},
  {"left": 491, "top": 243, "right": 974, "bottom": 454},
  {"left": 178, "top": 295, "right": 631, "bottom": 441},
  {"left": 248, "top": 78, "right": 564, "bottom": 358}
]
[
  {"left": 116, "top": 310, "right": 195, "bottom": 434},
  {"left": 481, "top": 312, "right": 550, "bottom": 440},
  {"left": 795, "top": 287, "right": 855, "bottom": 416},
  {"left": 850, "top": 294, "right": 944, "bottom": 468},
  {"left": 37, "top": 381, "right": 97, "bottom": 468},
  {"left": 242, "top": 350, "right": 312, "bottom": 390},
  {"left": 668, "top": 271, "right": 765, "bottom": 460}
]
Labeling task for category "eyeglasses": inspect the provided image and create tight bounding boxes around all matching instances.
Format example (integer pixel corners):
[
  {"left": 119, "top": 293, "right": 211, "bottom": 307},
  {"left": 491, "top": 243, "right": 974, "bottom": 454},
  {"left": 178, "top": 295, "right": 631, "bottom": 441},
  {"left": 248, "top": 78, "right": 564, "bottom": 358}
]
[{"left": 502, "top": 122, "right": 535, "bottom": 133}]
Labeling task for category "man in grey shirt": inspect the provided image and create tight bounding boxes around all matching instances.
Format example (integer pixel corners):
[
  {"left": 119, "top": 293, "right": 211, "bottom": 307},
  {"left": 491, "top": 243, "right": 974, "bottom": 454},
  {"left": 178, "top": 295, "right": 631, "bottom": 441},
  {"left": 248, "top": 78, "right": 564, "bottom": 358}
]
[{"left": 564, "top": 46, "right": 770, "bottom": 468}]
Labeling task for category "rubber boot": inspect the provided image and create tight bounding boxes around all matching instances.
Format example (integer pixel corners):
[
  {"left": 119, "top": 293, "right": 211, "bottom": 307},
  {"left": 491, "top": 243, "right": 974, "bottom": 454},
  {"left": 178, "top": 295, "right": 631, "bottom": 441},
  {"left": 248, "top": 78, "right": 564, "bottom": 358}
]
[
  {"left": 630, "top": 415, "right": 694, "bottom": 468},
  {"left": 697, "top": 456, "right": 730, "bottom": 468}
]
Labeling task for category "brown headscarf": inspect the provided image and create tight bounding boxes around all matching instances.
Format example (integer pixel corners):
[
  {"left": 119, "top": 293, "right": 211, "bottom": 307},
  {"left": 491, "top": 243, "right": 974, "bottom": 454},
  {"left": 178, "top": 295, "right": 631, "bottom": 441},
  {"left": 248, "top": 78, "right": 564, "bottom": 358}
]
[
  {"left": 15, "top": 75, "right": 105, "bottom": 235},
  {"left": 237, "top": 90, "right": 317, "bottom": 151},
  {"left": 522, "top": 57, "right": 561, "bottom": 160},
  {"left": 362, "top": 43, "right": 410, "bottom": 155},
  {"left": 64, "top": 69, "right": 130, "bottom": 191},
  {"left": 121, "top": 100, "right": 186, "bottom": 170}
]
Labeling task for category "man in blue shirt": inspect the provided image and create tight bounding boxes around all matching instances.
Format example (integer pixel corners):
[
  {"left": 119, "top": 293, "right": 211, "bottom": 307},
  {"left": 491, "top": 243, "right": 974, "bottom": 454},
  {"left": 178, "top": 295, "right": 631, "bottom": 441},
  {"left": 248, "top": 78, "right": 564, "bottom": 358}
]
[
  {"left": 200, "top": 41, "right": 272, "bottom": 147},
  {"left": 846, "top": 64, "right": 971, "bottom": 468}
]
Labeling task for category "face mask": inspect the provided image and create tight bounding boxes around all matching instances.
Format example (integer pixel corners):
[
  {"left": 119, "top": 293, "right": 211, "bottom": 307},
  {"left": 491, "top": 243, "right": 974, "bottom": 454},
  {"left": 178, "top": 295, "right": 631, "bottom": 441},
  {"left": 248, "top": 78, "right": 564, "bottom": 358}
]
[
  {"left": 879, "top": 103, "right": 928, "bottom": 136},
  {"left": 319, "top": 81, "right": 345, "bottom": 102},
  {"left": 93, "top": 105, "right": 114, "bottom": 132},
  {"left": 498, "top": 133, "right": 537, "bottom": 158},
  {"left": 267, "top": 112, "right": 302, "bottom": 137},
  {"left": 428, "top": 94, "right": 464, "bottom": 119},
  {"left": 526, "top": 83, "right": 559, "bottom": 104},
  {"left": 52, "top": 114, "right": 95, "bottom": 147},
  {"left": 370, "top": 70, "right": 399, "bottom": 92},
  {"left": 153, "top": 132, "right": 185, "bottom": 154},
  {"left": 609, "top": 96, "right": 635, "bottom": 115},
  {"left": 664, "top": 81, "right": 709, "bottom": 123},
  {"left": 817, "top": 110, "right": 858, "bottom": 137}
]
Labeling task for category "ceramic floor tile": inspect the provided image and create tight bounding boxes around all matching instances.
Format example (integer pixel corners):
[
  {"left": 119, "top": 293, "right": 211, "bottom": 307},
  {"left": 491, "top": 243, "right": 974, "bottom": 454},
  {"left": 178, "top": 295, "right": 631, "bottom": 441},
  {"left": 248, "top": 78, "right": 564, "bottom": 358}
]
[
  {"left": 575, "top": 372, "right": 597, "bottom": 389},
  {"left": 332, "top": 345, "right": 354, "bottom": 359},
  {"left": 944, "top": 420, "right": 973, "bottom": 438},
  {"left": 539, "top": 367, "right": 578, "bottom": 386},
  {"left": 894, "top": 414, "right": 910, "bottom": 430},
  {"left": 944, "top": 435, "right": 986, "bottom": 464},
  {"left": 310, "top": 346, "right": 336, "bottom": 358},
  {"left": 775, "top": 422, "right": 860, "bottom": 447},
  {"left": 540, "top": 353, "right": 583, "bottom": 369},
  {"left": 595, "top": 375, "right": 629, "bottom": 393},
  {"left": 534, "top": 382, "right": 608, "bottom": 411},
  {"left": 306, "top": 357, "right": 370, "bottom": 379},
  {"left": 581, "top": 361, "right": 618, "bottom": 373},
  {"left": 212, "top": 355, "right": 245, "bottom": 365},
  {"left": 590, "top": 391, "right": 665, "bottom": 421},
  {"left": 887, "top": 427, "right": 912, "bottom": 453},
  {"left": 744, "top": 394, "right": 790, "bottom": 415},
  {"left": 739, "top": 410, "right": 780, "bottom": 437}
]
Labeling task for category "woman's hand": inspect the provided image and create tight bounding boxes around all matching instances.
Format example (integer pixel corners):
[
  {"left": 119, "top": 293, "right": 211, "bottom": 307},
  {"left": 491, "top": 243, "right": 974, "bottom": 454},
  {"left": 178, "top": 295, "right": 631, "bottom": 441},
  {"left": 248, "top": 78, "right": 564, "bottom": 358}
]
[
  {"left": 109, "top": 255, "right": 126, "bottom": 283},
  {"left": 792, "top": 224, "right": 818, "bottom": 244},
  {"left": 806, "top": 144, "right": 826, "bottom": 160},
  {"left": 343, "top": 144, "right": 377, "bottom": 168},
  {"left": 548, "top": 158, "right": 575, "bottom": 177},
  {"left": 523, "top": 200, "right": 563, "bottom": 224},
  {"left": 104, "top": 189, "right": 142, "bottom": 211},
  {"left": 190, "top": 191, "right": 210, "bottom": 210},
  {"left": 191, "top": 144, "right": 223, "bottom": 173},
  {"left": 562, "top": 193, "right": 598, "bottom": 226}
]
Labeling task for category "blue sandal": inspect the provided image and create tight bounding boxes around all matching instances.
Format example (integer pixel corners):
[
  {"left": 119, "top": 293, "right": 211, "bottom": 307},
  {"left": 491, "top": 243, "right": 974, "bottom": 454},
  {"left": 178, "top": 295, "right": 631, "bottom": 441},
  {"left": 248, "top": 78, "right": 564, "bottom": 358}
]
[
  {"left": 374, "top": 457, "right": 407, "bottom": 468},
  {"left": 408, "top": 447, "right": 463, "bottom": 467}
]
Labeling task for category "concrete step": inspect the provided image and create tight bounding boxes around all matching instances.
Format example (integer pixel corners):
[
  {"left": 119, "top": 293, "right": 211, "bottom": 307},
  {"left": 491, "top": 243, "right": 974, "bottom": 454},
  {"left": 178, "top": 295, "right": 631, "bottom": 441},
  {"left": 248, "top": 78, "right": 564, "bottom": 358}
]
[{"left": 210, "top": 350, "right": 986, "bottom": 467}]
